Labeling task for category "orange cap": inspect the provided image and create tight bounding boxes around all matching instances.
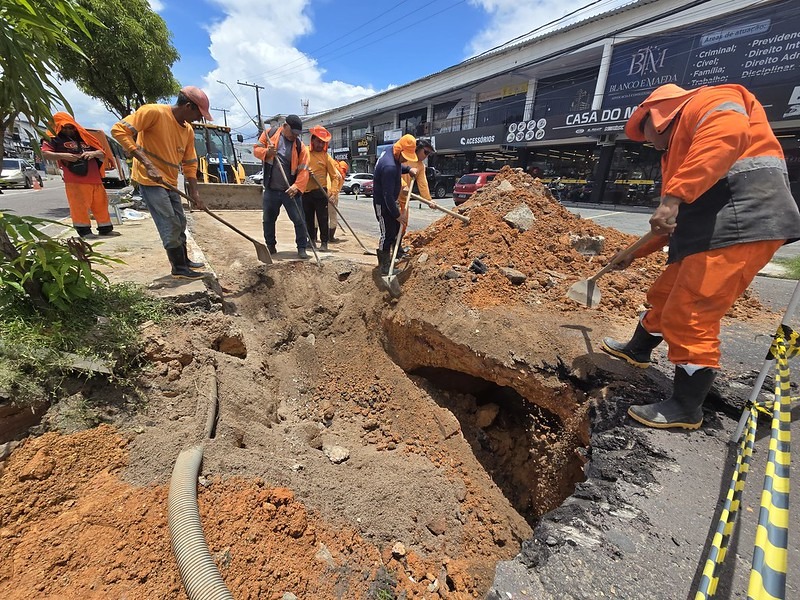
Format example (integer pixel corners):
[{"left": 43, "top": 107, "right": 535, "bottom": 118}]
[
  {"left": 624, "top": 84, "right": 704, "bottom": 142},
  {"left": 308, "top": 125, "right": 332, "bottom": 142},
  {"left": 393, "top": 134, "right": 417, "bottom": 161}
]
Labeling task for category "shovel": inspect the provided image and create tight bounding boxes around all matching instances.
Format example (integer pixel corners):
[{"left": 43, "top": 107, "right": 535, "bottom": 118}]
[
  {"left": 163, "top": 182, "right": 273, "bottom": 264},
  {"left": 382, "top": 182, "right": 415, "bottom": 298},
  {"left": 566, "top": 231, "right": 656, "bottom": 308},
  {"left": 409, "top": 192, "right": 470, "bottom": 223},
  {"left": 305, "top": 168, "right": 376, "bottom": 255}
]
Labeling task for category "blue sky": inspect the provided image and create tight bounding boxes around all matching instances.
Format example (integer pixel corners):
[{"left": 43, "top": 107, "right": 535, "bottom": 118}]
[{"left": 60, "top": 0, "right": 633, "bottom": 139}]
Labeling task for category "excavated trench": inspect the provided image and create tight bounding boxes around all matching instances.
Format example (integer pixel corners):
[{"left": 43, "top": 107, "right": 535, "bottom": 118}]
[{"left": 407, "top": 366, "right": 586, "bottom": 526}]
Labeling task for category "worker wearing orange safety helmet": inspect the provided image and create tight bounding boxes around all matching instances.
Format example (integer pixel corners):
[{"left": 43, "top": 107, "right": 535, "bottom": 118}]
[
  {"left": 303, "top": 125, "right": 343, "bottom": 252},
  {"left": 601, "top": 83, "right": 800, "bottom": 430},
  {"left": 330, "top": 160, "right": 349, "bottom": 241},
  {"left": 42, "top": 112, "right": 117, "bottom": 239}
]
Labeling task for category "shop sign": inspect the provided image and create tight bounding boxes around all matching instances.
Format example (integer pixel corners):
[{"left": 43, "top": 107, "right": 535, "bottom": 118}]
[
  {"left": 383, "top": 129, "right": 402, "bottom": 142},
  {"left": 433, "top": 125, "right": 507, "bottom": 151},
  {"left": 356, "top": 137, "right": 370, "bottom": 155},
  {"left": 332, "top": 147, "right": 350, "bottom": 160},
  {"left": 602, "top": 0, "right": 800, "bottom": 122},
  {"left": 504, "top": 107, "right": 639, "bottom": 143}
]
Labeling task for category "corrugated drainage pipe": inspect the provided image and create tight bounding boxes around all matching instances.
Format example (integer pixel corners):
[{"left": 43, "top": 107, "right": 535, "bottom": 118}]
[{"left": 167, "top": 445, "right": 233, "bottom": 600}]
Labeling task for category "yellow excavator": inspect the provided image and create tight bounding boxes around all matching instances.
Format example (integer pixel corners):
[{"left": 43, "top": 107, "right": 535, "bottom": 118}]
[{"left": 191, "top": 123, "right": 262, "bottom": 209}]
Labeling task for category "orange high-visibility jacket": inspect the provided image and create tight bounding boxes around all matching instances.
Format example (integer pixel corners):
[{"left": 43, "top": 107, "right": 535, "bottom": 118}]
[
  {"left": 640, "top": 84, "right": 800, "bottom": 263},
  {"left": 254, "top": 128, "right": 309, "bottom": 192},
  {"left": 306, "top": 151, "right": 343, "bottom": 194}
]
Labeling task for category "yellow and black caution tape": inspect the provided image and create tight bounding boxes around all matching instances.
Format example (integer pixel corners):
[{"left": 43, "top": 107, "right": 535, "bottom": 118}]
[
  {"left": 695, "top": 326, "right": 794, "bottom": 600},
  {"left": 748, "top": 329, "right": 792, "bottom": 600}
]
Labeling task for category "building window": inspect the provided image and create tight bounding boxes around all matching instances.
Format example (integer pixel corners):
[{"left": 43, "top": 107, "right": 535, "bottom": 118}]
[{"left": 476, "top": 92, "right": 526, "bottom": 128}]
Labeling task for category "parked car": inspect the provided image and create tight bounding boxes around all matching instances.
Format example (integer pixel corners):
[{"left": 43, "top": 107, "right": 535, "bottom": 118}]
[
  {"left": 1, "top": 158, "right": 43, "bottom": 189},
  {"left": 425, "top": 167, "right": 456, "bottom": 199},
  {"left": 361, "top": 178, "right": 374, "bottom": 197},
  {"left": 342, "top": 172, "right": 373, "bottom": 194},
  {"left": 246, "top": 171, "right": 263, "bottom": 184},
  {"left": 452, "top": 172, "right": 497, "bottom": 205}
]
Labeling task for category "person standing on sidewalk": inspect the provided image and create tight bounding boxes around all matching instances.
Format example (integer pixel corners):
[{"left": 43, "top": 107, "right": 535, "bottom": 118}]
[
  {"left": 372, "top": 134, "right": 418, "bottom": 274},
  {"left": 253, "top": 114, "right": 311, "bottom": 259},
  {"left": 42, "top": 112, "right": 118, "bottom": 239},
  {"left": 111, "top": 86, "right": 210, "bottom": 279},
  {"left": 303, "top": 125, "right": 343, "bottom": 252},
  {"left": 601, "top": 83, "right": 800, "bottom": 430}
]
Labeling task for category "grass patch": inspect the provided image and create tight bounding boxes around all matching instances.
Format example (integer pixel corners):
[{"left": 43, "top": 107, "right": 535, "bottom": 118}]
[
  {"left": 0, "top": 282, "right": 173, "bottom": 406},
  {"left": 772, "top": 256, "right": 800, "bottom": 279}
]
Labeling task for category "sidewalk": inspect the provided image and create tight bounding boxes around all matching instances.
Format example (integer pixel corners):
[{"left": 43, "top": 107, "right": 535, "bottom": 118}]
[{"left": 46, "top": 204, "right": 380, "bottom": 297}]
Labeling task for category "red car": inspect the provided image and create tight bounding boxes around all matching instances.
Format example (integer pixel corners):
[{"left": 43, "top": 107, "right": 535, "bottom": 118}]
[
  {"left": 361, "top": 178, "right": 374, "bottom": 197},
  {"left": 452, "top": 172, "right": 497, "bottom": 205}
]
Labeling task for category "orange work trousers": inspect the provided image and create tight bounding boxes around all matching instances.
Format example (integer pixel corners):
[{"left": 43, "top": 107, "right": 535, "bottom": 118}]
[
  {"left": 65, "top": 182, "right": 111, "bottom": 228},
  {"left": 642, "top": 240, "right": 783, "bottom": 368}
]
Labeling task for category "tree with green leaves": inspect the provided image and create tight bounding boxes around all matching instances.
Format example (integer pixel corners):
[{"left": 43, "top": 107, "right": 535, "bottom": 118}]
[
  {"left": 54, "top": 0, "right": 181, "bottom": 119},
  {"left": 0, "top": 0, "right": 113, "bottom": 309},
  {"left": 0, "top": 0, "right": 96, "bottom": 162}
]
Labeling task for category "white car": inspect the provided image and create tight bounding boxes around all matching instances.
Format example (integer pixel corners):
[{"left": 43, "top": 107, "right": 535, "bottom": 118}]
[
  {"left": 246, "top": 171, "right": 263, "bottom": 184},
  {"left": 1, "top": 158, "right": 43, "bottom": 189},
  {"left": 342, "top": 172, "right": 373, "bottom": 194}
]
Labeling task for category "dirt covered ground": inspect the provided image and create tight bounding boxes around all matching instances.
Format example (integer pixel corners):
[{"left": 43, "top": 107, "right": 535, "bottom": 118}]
[{"left": 0, "top": 168, "right": 775, "bottom": 599}]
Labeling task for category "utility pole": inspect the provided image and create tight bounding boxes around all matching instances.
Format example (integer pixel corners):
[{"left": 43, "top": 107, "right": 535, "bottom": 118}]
[
  {"left": 211, "top": 107, "right": 229, "bottom": 126},
  {"left": 238, "top": 80, "right": 264, "bottom": 133}
]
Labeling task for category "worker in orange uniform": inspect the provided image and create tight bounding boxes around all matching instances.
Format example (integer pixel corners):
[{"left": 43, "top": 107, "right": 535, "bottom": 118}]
[
  {"left": 329, "top": 160, "right": 349, "bottom": 242},
  {"left": 304, "top": 125, "right": 343, "bottom": 252},
  {"left": 601, "top": 83, "right": 800, "bottom": 430},
  {"left": 112, "top": 86, "right": 209, "bottom": 279},
  {"left": 254, "top": 114, "right": 311, "bottom": 259},
  {"left": 41, "top": 113, "right": 118, "bottom": 239}
]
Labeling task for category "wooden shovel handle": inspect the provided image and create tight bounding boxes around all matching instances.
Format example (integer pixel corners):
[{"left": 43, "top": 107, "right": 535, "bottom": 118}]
[
  {"left": 590, "top": 231, "right": 657, "bottom": 282},
  {"left": 409, "top": 192, "right": 470, "bottom": 223}
]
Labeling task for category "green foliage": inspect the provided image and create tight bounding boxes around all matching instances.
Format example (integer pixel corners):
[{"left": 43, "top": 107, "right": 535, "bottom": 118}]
[
  {"left": 0, "top": 281, "right": 172, "bottom": 403},
  {"left": 0, "top": 211, "right": 122, "bottom": 310},
  {"left": 0, "top": 0, "right": 97, "bottom": 127},
  {"left": 773, "top": 256, "right": 800, "bottom": 280},
  {"left": 53, "top": 0, "right": 181, "bottom": 118}
]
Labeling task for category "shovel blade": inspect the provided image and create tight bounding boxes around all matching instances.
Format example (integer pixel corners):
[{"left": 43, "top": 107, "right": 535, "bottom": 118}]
[
  {"left": 381, "top": 274, "right": 402, "bottom": 298},
  {"left": 254, "top": 242, "right": 273, "bottom": 264},
  {"left": 567, "top": 278, "right": 602, "bottom": 308}
]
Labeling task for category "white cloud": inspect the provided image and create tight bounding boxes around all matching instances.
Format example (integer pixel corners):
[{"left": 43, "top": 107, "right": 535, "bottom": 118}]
[
  {"left": 148, "top": 0, "right": 165, "bottom": 12},
  {"left": 466, "top": 0, "right": 634, "bottom": 57},
  {"left": 51, "top": 79, "right": 121, "bottom": 133},
  {"left": 204, "top": 0, "right": 377, "bottom": 138}
]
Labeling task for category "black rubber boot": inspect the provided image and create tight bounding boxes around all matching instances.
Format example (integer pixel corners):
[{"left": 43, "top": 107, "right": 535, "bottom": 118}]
[
  {"left": 329, "top": 227, "right": 338, "bottom": 242},
  {"left": 267, "top": 244, "right": 277, "bottom": 254},
  {"left": 183, "top": 243, "right": 204, "bottom": 269},
  {"left": 76, "top": 225, "right": 93, "bottom": 238},
  {"left": 377, "top": 249, "right": 391, "bottom": 275},
  {"left": 167, "top": 246, "right": 205, "bottom": 279},
  {"left": 320, "top": 242, "right": 329, "bottom": 252},
  {"left": 97, "top": 225, "right": 121, "bottom": 236},
  {"left": 628, "top": 367, "right": 716, "bottom": 430},
  {"left": 297, "top": 248, "right": 310, "bottom": 259},
  {"left": 601, "top": 322, "right": 662, "bottom": 368}
]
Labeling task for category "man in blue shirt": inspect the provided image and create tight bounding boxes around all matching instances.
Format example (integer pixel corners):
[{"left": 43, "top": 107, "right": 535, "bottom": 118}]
[{"left": 373, "top": 134, "right": 418, "bottom": 274}]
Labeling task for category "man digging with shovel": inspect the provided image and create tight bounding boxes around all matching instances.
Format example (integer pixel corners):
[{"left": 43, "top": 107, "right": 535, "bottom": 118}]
[
  {"left": 372, "top": 134, "right": 418, "bottom": 275},
  {"left": 600, "top": 83, "right": 800, "bottom": 430}
]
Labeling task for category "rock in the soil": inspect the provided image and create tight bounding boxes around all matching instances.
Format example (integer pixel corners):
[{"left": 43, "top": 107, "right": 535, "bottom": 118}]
[
  {"left": 391, "top": 541, "right": 406, "bottom": 557},
  {"left": 426, "top": 516, "right": 447, "bottom": 536},
  {"left": 503, "top": 203, "right": 536, "bottom": 232},
  {"left": 570, "top": 233, "right": 605, "bottom": 256},
  {"left": 469, "top": 258, "right": 488, "bottom": 274},
  {"left": 323, "top": 444, "right": 350, "bottom": 464},
  {"left": 314, "top": 543, "right": 336, "bottom": 567},
  {"left": 500, "top": 267, "right": 527, "bottom": 285},
  {"left": 476, "top": 403, "right": 500, "bottom": 428},
  {"left": 497, "top": 180, "right": 515, "bottom": 192}
]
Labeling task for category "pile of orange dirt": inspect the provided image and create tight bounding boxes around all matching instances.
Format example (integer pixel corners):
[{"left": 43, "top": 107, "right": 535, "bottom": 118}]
[{"left": 404, "top": 166, "right": 766, "bottom": 320}]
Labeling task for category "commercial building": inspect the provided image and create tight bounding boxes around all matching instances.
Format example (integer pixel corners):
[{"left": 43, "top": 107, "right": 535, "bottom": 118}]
[{"left": 312, "top": 0, "right": 800, "bottom": 204}]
